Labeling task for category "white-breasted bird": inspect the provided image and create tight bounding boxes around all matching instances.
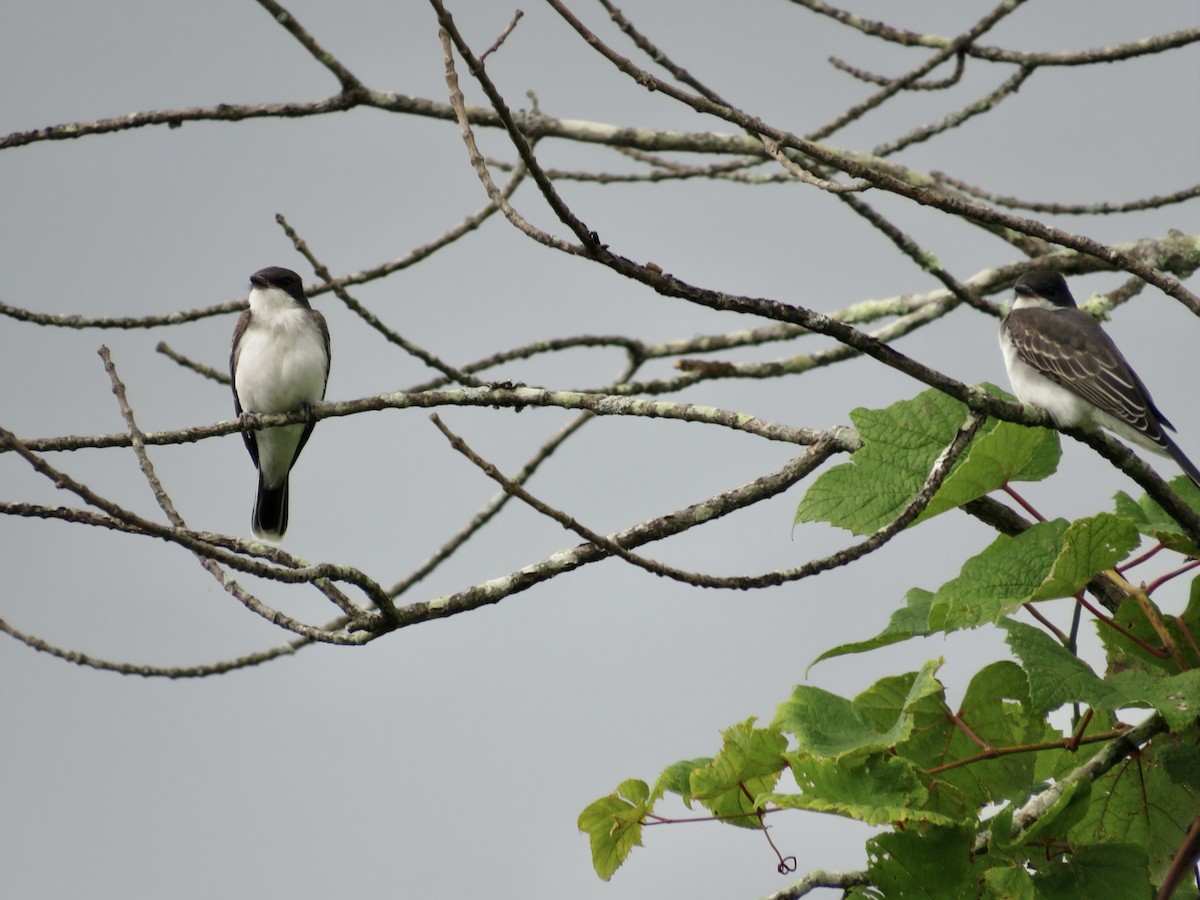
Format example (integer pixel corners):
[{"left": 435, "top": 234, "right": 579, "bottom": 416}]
[
  {"left": 999, "top": 269, "right": 1200, "bottom": 488},
  {"left": 230, "top": 266, "right": 330, "bottom": 540}
]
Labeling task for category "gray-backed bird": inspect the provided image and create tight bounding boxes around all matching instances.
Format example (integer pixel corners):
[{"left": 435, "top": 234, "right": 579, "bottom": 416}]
[
  {"left": 999, "top": 269, "right": 1200, "bottom": 488},
  {"left": 230, "top": 267, "right": 330, "bottom": 540}
]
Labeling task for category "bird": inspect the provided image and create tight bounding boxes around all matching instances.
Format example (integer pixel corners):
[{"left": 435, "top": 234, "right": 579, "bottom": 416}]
[
  {"left": 230, "top": 266, "right": 331, "bottom": 540},
  {"left": 999, "top": 269, "right": 1200, "bottom": 488}
]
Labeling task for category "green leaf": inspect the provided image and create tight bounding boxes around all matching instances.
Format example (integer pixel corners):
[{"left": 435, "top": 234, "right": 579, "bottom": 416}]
[
  {"left": 1003, "top": 619, "right": 1200, "bottom": 727},
  {"left": 1160, "top": 736, "right": 1200, "bottom": 790},
  {"left": 1032, "top": 843, "right": 1151, "bottom": 899},
  {"left": 849, "top": 668, "right": 979, "bottom": 822},
  {"left": 1001, "top": 619, "right": 1112, "bottom": 715},
  {"left": 1099, "top": 580, "right": 1200, "bottom": 674},
  {"left": 981, "top": 865, "right": 1036, "bottom": 900},
  {"left": 1113, "top": 476, "right": 1200, "bottom": 555},
  {"left": 794, "top": 386, "right": 1060, "bottom": 535},
  {"left": 773, "top": 660, "right": 943, "bottom": 757},
  {"left": 772, "top": 685, "right": 877, "bottom": 756},
  {"left": 984, "top": 805, "right": 1019, "bottom": 860},
  {"left": 577, "top": 779, "right": 649, "bottom": 880},
  {"left": 650, "top": 757, "right": 712, "bottom": 807},
  {"left": 852, "top": 667, "right": 947, "bottom": 725},
  {"left": 866, "top": 826, "right": 984, "bottom": 899},
  {"left": 929, "top": 515, "right": 1138, "bottom": 631},
  {"left": 1068, "top": 726, "right": 1200, "bottom": 887},
  {"left": 766, "top": 752, "right": 957, "bottom": 826},
  {"left": 1030, "top": 514, "right": 1140, "bottom": 602},
  {"left": 915, "top": 401, "right": 1060, "bottom": 523},
  {"left": 810, "top": 588, "right": 934, "bottom": 667},
  {"left": 687, "top": 719, "right": 786, "bottom": 828},
  {"left": 1106, "top": 669, "right": 1200, "bottom": 731},
  {"left": 870, "top": 661, "right": 1048, "bottom": 820},
  {"left": 916, "top": 662, "right": 1041, "bottom": 809},
  {"left": 930, "top": 521, "right": 1066, "bottom": 630},
  {"left": 795, "top": 388, "right": 968, "bottom": 534}
]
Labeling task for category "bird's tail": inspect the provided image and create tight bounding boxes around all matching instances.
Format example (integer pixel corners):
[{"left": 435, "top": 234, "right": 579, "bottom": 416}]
[
  {"left": 1162, "top": 433, "right": 1200, "bottom": 491},
  {"left": 253, "top": 474, "right": 289, "bottom": 541}
]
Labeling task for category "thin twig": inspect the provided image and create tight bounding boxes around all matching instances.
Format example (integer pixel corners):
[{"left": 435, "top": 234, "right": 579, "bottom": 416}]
[
  {"left": 597, "top": 0, "right": 733, "bottom": 107},
  {"left": 537, "top": 0, "right": 1200, "bottom": 313},
  {"left": 429, "top": 409, "right": 983, "bottom": 589},
  {"left": 379, "top": 441, "right": 842, "bottom": 627},
  {"left": 99, "top": 345, "right": 187, "bottom": 525},
  {"left": 253, "top": 0, "right": 366, "bottom": 93},
  {"left": 804, "top": 0, "right": 1027, "bottom": 143},
  {"left": 438, "top": 22, "right": 587, "bottom": 256},
  {"left": 0, "top": 615, "right": 317, "bottom": 678},
  {"left": 388, "top": 355, "right": 642, "bottom": 599},
  {"left": 760, "top": 134, "right": 871, "bottom": 193},
  {"left": 0, "top": 298, "right": 244, "bottom": 329},
  {"left": 480, "top": 8, "right": 523, "bottom": 62},
  {"left": 873, "top": 64, "right": 1034, "bottom": 158},
  {"left": 156, "top": 342, "right": 230, "bottom": 384},
  {"left": 276, "top": 213, "right": 485, "bottom": 387},
  {"left": 835, "top": 192, "right": 994, "bottom": 314},
  {"left": 789, "top": 2, "right": 1200, "bottom": 66},
  {"left": 0, "top": 426, "right": 374, "bottom": 643},
  {"left": 829, "top": 50, "right": 965, "bottom": 90},
  {"left": 931, "top": 172, "right": 1200, "bottom": 215}
]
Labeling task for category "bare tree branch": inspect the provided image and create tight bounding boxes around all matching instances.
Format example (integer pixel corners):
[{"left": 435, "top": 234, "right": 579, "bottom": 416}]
[
  {"left": 788, "top": 1, "right": 1200, "bottom": 65},
  {"left": 431, "top": 409, "right": 984, "bottom": 589},
  {"left": 537, "top": 0, "right": 1200, "bottom": 311}
]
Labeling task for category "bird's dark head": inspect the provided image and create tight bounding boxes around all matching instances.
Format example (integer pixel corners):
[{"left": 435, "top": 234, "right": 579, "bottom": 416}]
[
  {"left": 249, "top": 267, "right": 308, "bottom": 306},
  {"left": 1013, "top": 270, "right": 1076, "bottom": 310}
]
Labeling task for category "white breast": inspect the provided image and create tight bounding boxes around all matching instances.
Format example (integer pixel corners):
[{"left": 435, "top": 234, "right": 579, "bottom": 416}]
[
  {"left": 998, "top": 325, "right": 1162, "bottom": 453},
  {"left": 234, "top": 290, "right": 327, "bottom": 415},
  {"left": 998, "top": 330, "right": 1095, "bottom": 431}
]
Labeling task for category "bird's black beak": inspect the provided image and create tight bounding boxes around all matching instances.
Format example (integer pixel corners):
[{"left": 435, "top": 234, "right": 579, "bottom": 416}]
[{"left": 250, "top": 273, "right": 268, "bottom": 289}]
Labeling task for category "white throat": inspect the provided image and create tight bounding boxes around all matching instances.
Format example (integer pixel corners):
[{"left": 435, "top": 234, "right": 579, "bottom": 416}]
[
  {"left": 249, "top": 285, "right": 303, "bottom": 316},
  {"left": 1009, "top": 294, "right": 1058, "bottom": 313}
]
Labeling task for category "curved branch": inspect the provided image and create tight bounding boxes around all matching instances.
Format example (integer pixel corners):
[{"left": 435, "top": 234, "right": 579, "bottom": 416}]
[
  {"left": 764, "top": 868, "right": 871, "bottom": 899},
  {"left": 804, "top": 0, "right": 1026, "bottom": 142},
  {"left": 432, "top": 410, "right": 983, "bottom": 589},
  {"left": 277, "top": 214, "right": 486, "bottom": 388},
  {"left": 379, "top": 439, "right": 841, "bottom": 630},
  {"left": 872, "top": 64, "right": 1034, "bottom": 157},
  {"left": 788, "top": 1, "right": 1200, "bottom": 66},
  {"left": 99, "top": 346, "right": 384, "bottom": 624},
  {"left": 430, "top": 9, "right": 1200, "bottom": 545},
  {"left": 829, "top": 50, "right": 965, "bottom": 90},
  {"left": 931, "top": 173, "right": 1200, "bottom": 216},
  {"left": 0, "top": 426, "right": 386, "bottom": 638},
  {"left": 535, "top": 0, "right": 1200, "bottom": 312},
  {"left": 0, "top": 615, "right": 315, "bottom": 678},
  {"left": 975, "top": 713, "right": 1168, "bottom": 853}
]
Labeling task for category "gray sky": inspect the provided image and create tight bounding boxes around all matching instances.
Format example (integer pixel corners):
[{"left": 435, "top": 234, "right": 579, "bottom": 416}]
[{"left": 2, "top": 2, "right": 1197, "bottom": 898}]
